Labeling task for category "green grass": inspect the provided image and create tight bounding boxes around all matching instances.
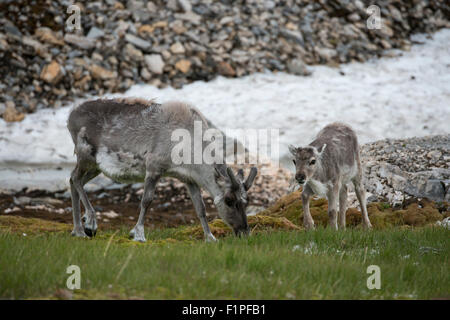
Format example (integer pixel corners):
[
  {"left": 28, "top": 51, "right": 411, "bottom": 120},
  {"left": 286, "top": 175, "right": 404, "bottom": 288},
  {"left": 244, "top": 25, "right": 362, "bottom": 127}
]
[{"left": 0, "top": 226, "right": 448, "bottom": 299}]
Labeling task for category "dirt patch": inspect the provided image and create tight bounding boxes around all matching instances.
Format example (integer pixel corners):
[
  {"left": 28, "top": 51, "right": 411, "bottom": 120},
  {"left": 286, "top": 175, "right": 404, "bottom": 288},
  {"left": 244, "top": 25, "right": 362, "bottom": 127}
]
[{"left": 0, "top": 188, "right": 206, "bottom": 231}]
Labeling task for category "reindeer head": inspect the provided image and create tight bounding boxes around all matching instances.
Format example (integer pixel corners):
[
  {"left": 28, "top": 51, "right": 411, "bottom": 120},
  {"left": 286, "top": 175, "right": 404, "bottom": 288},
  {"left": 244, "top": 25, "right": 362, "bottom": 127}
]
[
  {"left": 214, "top": 166, "right": 258, "bottom": 237},
  {"left": 289, "top": 144, "right": 326, "bottom": 184}
]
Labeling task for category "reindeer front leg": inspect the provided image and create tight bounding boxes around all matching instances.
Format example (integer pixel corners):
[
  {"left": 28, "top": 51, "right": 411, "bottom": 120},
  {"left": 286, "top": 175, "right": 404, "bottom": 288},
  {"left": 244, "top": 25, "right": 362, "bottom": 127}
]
[
  {"left": 186, "top": 183, "right": 217, "bottom": 242},
  {"left": 327, "top": 184, "right": 339, "bottom": 230},
  {"left": 301, "top": 185, "right": 315, "bottom": 230},
  {"left": 130, "top": 174, "right": 159, "bottom": 242}
]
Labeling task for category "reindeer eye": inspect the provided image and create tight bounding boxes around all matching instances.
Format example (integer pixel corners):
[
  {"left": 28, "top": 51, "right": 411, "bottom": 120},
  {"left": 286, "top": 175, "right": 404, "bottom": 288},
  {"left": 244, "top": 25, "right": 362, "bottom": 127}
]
[
  {"left": 292, "top": 159, "right": 296, "bottom": 165},
  {"left": 225, "top": 196, "right": 234, "bottom": 207},
  {"left": 310, "top": 159, "right": 316, "bottom": 165}
]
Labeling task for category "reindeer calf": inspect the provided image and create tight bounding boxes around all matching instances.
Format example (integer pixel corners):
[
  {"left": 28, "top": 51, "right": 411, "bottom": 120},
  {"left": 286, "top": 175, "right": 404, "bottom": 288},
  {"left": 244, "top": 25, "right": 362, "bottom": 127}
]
[{"left": 289, "top": 122, "right": 372, "bottom": 230}]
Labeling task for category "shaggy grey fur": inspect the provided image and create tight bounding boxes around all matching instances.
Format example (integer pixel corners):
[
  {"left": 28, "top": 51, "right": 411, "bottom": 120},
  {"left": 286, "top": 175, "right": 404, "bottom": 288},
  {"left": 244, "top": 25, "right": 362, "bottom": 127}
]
[
  {"left": 67, "top": 98, "right": 257, "bottom": 242},
  {"left": 289, "top": 122, "right": 372, "bottom": 230}
]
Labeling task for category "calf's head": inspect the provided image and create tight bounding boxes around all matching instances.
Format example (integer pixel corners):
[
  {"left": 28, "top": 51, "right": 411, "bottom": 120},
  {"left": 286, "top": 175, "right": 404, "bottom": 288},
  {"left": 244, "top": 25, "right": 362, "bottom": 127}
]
[
  {"left": 289, "top": 144, "right": 326, "bottom": 184},
  {"left": 214, "top": 166, "right": 257, "bottom": 236}
]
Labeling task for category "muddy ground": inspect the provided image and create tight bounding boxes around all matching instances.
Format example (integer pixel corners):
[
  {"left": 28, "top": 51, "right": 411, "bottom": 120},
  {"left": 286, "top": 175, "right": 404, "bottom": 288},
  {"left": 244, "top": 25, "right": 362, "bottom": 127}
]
[{"left": 0, "top": 186, "right": 213, "bottom": 231}]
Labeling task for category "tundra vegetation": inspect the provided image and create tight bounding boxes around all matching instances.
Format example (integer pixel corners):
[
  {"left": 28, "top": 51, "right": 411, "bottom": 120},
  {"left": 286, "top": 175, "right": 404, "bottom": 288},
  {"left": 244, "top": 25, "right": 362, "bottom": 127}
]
[{"left": 0, "top": 192, "right": 448, "bottom": 299}]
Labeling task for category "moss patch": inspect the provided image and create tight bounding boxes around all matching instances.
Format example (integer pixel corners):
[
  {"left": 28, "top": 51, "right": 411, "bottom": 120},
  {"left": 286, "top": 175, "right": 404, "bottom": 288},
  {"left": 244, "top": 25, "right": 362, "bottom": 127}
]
[
  {"left": 259, "top": 190, "right": 329, "bottom": 226},
  {"left": 0, "top": 215, "right": 71, "bottom": 234},
  {"left": 259, "top": 191, "right": 447, "bottom": 229},
  {"left": 176, "top": 215, "right": 301, "bottom": 240}
]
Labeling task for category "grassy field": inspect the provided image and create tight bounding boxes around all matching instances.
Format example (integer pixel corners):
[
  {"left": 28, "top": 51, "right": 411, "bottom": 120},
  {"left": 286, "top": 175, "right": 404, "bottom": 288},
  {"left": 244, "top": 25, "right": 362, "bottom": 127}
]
[{"left": 0, "top": 219, "right": 448, "bottom": 299}]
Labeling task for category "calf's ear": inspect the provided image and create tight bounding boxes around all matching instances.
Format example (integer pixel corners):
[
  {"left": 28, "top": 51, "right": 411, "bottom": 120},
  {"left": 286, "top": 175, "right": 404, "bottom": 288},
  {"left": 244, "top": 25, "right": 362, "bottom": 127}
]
[{"left": 288, "top": 145, "right": 298, "bottom": 156}]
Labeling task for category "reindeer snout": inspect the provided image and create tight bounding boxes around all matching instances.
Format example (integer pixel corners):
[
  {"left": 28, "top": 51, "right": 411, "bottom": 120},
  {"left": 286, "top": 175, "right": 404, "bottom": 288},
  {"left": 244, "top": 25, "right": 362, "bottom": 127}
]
[{"left": 295, "top": 173, "right": 306, "bottom": 184}]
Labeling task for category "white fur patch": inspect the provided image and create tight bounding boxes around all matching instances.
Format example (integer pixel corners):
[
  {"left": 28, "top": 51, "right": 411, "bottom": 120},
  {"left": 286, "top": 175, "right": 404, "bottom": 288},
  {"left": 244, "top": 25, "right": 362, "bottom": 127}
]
[
  {"left": 306, "top": 179, "right": 329, "bottom": 197},
  {"left": 96, "top": 146, "right": 145, "bottom": 183}
]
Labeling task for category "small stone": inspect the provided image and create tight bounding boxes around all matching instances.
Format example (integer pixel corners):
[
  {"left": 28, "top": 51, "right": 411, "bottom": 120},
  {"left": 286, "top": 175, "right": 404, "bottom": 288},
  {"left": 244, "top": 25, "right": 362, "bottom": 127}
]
[
  {"left": 40, "top": 60, "right": 63, "bottom": 84},
  {"left": 175, "top": 59, "right": 191, "bottom": 73},
  {"left": 174, "top": 12, "right": 201, "bottom": 24},
  {"left": 89, "top": 64, "right": 116, "bottom": 80},
  {"left": 64, "top": 34, "right": 96, "bottom": 49},
  {"left": 87, "top": 27, "right": 105, "bottom": 39},
  {"left": 138, "top": 24, "right": 155, "bottom": 35},
  {"left": 146, "top": 2, "right": 157, "bottom": 12},
  {"left": 170, "top": 42, "right": 185, "bottom": 54},
  {"left": 280, "top": 29, "right": 304, "bottom": 45},
  {"left": 171, "top": 20, "right": 186, "bottom": 34},
  {"left": 217, "top": 61, "right": 236, "bottom": 77},
  {"left": 427, "top": 150, "right": 442, "bottom": 160},
  {"left": 287, "top": 59, "right": 312, "bottom": 76},
  {"left": 177, "top": 0, "right": 192, "bottom": 12},
  {"left": 144, "top": 54, "right": 165, "bottom": 74},
  {"left": 315, "top": 47, "right": 337, "bottom": 61},
  {"left": 124, "top": 34, "right": 151, "bottom": 50},
  {"left": 3, "top": 102, "right": 25, "bottom": 122},
  {"left": 347, "top": 13, "right": 360, "bottom": 22},
  {"left": 141, "top": 67, "right": 151, "bottom": 80},
  {"left": 153, "top": 21, "right": 168, "bottom": 28},
  {"left": 123, "top": 44, "right": 143, "bottom": 61},
  {"left": 114, "top": 1, "right": 124, "bottom": 9},
  {"left": 35, "top": 27, "right": 65, "bottom": 46}
]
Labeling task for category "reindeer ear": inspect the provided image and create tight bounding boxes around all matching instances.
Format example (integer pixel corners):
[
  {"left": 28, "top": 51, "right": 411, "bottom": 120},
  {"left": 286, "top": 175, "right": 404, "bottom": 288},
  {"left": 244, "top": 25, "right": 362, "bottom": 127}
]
[
  {"left": 244, "top": 167, "right": 258, "bottom": 191},
  {"left": 317, "top": 143, "right": 327, "bottom": 155},
  {"left": 288, "top": 145, "right": 298, "bottom": 156},
  {"left": 214, "top": 166, "right": 227, "bottom": 185},
  {"left": 226, "top": 167, "right": 240, "bottom": 190},
  {"left": 237, "top": 168, "right": 244, "bottom": 181}
]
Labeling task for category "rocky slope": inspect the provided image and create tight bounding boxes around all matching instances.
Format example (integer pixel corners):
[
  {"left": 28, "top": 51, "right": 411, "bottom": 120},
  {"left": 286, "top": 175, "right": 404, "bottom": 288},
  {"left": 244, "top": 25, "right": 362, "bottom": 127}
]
[
  {"left": 1, "top": 0, "right": 449, "bottom": 120},
  {"left": 361, "top": 134, "right": 450, "bottom": 204}
]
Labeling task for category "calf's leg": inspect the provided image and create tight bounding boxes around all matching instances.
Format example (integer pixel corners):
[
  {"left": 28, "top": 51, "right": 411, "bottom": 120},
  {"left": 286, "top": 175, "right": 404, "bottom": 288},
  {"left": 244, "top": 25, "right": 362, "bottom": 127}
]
[
  {"left": 338, "top": 184, "right": 348, "bottom": 230},
  {"left": 327, "top": 184, "right": 339, "bottom": 230},
  {"left": 352, "top": 178, "right": 372, "bottom": 229},
  {"left": 301, "top": 185, "right": 315, "bottom": 230}
]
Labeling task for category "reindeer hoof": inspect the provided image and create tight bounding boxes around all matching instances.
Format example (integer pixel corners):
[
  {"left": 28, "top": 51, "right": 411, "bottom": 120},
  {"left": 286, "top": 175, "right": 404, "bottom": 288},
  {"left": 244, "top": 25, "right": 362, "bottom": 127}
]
[
  {"left": 84, "top": 227, "right": 97, "bottom": 237},
  {"left": 71, "top": 229, "right": 88, "bottom": 238},
  {"left": 304, "top": 222, "right": 315, "bottom": 230},
  {"left": 205, "top": 234, "right": 217, "bottom": 242}
]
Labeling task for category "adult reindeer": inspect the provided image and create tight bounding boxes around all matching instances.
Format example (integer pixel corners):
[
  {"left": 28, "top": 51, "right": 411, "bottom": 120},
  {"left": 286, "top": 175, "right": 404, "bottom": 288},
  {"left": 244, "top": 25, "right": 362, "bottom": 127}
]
[{"left": 67, "top": 98, "right": 257, "bottom": 242}]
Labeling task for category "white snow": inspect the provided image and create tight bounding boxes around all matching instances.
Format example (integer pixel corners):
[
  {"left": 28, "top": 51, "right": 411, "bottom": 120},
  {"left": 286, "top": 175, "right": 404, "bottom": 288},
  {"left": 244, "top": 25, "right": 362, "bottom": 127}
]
[{"left": 1, "top": 29, "right": 449, "bottom": 191}]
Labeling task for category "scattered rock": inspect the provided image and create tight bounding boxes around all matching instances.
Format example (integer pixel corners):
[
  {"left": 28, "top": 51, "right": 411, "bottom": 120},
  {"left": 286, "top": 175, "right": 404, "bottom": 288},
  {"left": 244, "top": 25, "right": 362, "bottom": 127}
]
[
  {"left": 35, "top": 27, "right": 64, "bottom": 46},
  {"left": 64, "top": 34, "right": 96, "bottom": 50},
  {"left": 177, "top": 0, "right": 192, "bottom": 13},
  {"left": 175, "top": 59, "right": 191, "bottom": 73},
  {"left": 89, "top": 64, "right": 116, "bottom": 80},
  {"left": 2, "top": 102, "right": 25, "bottom": 122},
  {"left": 170, "top": 42, "right": 185, "bottom": 54},
  {"left": 40, "top": 60, "right": 63, "bottom": 84},
  {"left": 361, "top": 135, "right": 450, "bottom": 203},
  {"left": 287, "top": 59, "right": 312, "bottom": 76},
  {"left": 217, "top": 61, "right": 236, "bottom": 77},
  {"left": 86, "top": 27, "right": 105, "bottom": 39},
  {"left": 0, "top": 0, "right": 448, "bottom": 112},
  {"left": 145, "top": 54, "right": 165, "bottom": 74},
  {"left": 125, "top": 34, "right": 151, "bottom": 50}
]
